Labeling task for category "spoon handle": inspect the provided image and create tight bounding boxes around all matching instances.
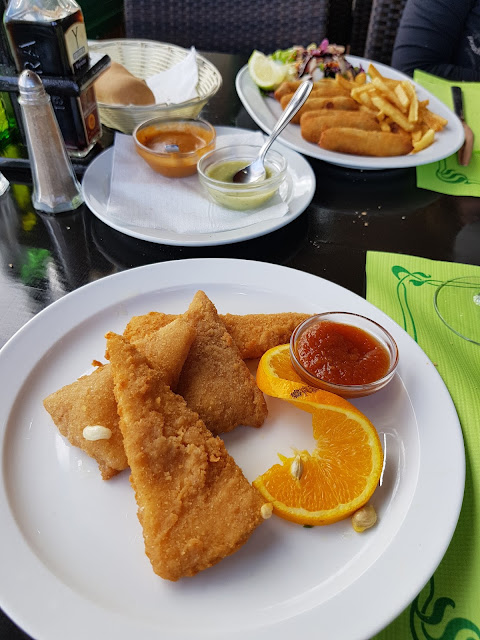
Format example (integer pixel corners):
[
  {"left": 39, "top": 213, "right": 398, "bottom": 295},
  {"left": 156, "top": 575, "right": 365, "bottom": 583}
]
[{"left": 258, "top": 79, "right": 313, "bottom": 161}]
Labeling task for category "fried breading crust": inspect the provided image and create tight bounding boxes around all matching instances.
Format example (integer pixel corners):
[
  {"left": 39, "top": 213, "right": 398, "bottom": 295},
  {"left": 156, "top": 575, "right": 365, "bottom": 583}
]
[
  {"left": 319, "top": 127, "right": 413, "bottom": 156},
  {"left": 124, "top": 311, "right": 311, "bottom": 359},
  {"left": 220, "top": 312, "right": 311, "bottom": 359},
  {"left": 177, "top": 291, "right": 268, "bottom": 434},
  {"left": 300, "top": 110, "right": 381, "bottom": 143},
  {"left": 280, "top": 95, "right": 359, "bottom": 124},
  {"left": 273, "top": 79, "right": 349, "bottom": 101},
  {"left": 43, "top": 364, "right": 127, "bottom": 480},
  {"left": 43, "top": 317, "right": 196, "bottom": 479},
  {"left": 107, "top": 332, "right": 264, "bottom": 581}
]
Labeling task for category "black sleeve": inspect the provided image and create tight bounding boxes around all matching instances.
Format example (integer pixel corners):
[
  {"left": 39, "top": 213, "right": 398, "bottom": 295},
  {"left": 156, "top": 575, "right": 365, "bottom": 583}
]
[{"left": 391, "top": 0, "right": 480, "bottom": 81}]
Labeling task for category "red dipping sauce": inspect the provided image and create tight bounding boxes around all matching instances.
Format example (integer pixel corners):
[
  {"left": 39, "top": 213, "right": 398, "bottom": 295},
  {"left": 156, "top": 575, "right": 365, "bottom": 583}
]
[{"left": 296, "top": 320, "right": 390, "bottom": 385}]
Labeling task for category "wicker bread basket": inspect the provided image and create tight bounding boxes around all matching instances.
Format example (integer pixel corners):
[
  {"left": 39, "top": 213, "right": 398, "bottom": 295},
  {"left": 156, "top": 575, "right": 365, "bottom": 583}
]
[{"left": 88, "top": 39, "right": 222, "bottom": 134}]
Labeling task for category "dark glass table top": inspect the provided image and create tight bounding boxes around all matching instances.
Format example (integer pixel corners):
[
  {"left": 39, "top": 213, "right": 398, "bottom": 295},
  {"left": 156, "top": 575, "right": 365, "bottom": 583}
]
[{"left": 1, "top": 52, "right": 479, "bottom": 640}]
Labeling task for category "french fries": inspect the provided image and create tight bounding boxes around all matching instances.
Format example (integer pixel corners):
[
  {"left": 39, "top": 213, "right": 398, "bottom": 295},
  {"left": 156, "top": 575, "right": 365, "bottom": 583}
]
[
  {"left": 273, "top": 63, "right": 448, "bottom": 157},
  {"left": 412, "top": 128, "right": 436, "bottom": 152},
  {"left": 370, "top": 95, "right": 415, "bottom": 131},
  {"left": 348, "top": 63, "right": 447, "bottom": 154}
]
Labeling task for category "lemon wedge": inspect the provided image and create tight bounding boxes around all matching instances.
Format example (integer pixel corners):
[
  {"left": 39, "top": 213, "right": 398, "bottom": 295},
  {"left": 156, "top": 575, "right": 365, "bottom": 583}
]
[{"left": 248, "top": 50, "right": 288, "bottom": 90}]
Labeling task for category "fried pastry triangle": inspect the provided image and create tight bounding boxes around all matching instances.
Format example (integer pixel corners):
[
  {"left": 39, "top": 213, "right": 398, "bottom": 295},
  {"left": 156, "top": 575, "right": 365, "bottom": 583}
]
[
  {"left": 43, "top": 316, "right": 196, "bottom": 479},
  {"left": 124, "top": 310, "right": 311, "bottom": 359},
  {"left": 176, "top": 290, "right": 268, "bottom": 434},
  {"left": 107, "top": 332, "right": 264, "bottom": 581}
]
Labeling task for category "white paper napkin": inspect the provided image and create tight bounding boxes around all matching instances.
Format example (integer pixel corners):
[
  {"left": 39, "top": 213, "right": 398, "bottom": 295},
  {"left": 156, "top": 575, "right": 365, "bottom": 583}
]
[
  {"left": 106, "top": 131, "right": 290, "bottom": 234},
  {"left": 146, "top": 47, "right": 198, "bottom": 105}
]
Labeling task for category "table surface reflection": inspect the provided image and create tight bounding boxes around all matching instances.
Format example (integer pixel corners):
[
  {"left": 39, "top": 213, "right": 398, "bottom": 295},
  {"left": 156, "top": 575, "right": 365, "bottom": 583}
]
[{"left": 1, "top": 51, "right": 479, "bottom": 640}]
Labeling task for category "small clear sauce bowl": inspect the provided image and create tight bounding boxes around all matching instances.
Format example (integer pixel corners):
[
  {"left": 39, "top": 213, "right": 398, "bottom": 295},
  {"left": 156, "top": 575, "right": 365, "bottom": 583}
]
[
  {"left": 133, "top": 117, "right": 216, "bottom": 177},
  {"left": 289, "top": 312, "right": 399, "bottom": 398},
  {"left": 197, "top": 144, "right": 287, "bottom": 211}
]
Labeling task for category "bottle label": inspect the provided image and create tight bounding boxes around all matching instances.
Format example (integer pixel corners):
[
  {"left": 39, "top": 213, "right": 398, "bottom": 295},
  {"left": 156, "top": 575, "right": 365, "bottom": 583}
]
[
  {"left": 79, "top": 86, "right": 101, "bottom": 146},
  {"left": 64, "top": 22, "right": 88, "bottom": 73}
]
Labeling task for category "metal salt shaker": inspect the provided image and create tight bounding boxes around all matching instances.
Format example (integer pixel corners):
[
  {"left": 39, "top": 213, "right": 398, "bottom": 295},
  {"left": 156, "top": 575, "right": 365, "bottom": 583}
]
[{"left": 17, "top": 69, "right": 84, "bottom": 213}]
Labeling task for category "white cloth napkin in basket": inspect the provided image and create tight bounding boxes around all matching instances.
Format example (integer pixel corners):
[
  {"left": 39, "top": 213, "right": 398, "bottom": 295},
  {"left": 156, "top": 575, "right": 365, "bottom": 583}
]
[
  {"left": 106, "top": 131, "right": 289, "bottom": 234},
  {"left": 146, "top": 47, "right": 198, "bottom": 105}
]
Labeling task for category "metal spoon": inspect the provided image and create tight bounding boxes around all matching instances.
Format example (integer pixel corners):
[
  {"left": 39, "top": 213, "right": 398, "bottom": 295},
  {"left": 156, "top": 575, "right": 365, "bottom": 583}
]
[{"left": 233, "top": 79, "right": 313, "bottom": 184}]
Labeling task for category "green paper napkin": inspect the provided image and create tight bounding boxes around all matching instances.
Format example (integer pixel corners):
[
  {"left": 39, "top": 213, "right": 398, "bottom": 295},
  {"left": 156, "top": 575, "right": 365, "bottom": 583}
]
[
  {"left": 366, "top": 251, "right": 480, "bottom": 639},
  {"left": 414, "top": 70, "right": 480, "bottom": 196}
]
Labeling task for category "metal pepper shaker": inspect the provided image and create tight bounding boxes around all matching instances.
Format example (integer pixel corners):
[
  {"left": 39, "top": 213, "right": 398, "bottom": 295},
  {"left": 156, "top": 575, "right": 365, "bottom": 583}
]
[{"left": 17, "top": 69, "right": 84, "bottom": 213}]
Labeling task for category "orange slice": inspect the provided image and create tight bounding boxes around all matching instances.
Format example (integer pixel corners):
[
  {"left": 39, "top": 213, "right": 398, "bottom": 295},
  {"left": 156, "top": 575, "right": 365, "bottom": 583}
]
[{"left": 254, "top": 344, "right": 383, "bottom": 525}]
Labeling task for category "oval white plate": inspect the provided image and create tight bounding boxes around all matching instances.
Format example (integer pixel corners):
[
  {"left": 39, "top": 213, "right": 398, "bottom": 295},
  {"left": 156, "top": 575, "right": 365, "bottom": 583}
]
[
  {"left": 82, "top": 126, "right": 315, "bottom": 246},
  {"left": 236, "top": 55, "right": 465, "bottom": 170},
  {"left": 0, "top": 259, "right": 464, "bottom": 640}
]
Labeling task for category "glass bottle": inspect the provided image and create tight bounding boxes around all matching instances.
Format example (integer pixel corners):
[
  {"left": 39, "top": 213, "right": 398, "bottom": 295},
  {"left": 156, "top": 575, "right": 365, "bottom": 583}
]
[
  {"left": 0, "top": 0, "right": 22, "bottom": 150},
  {"left": 3, "top": 0, "right": 101, "bottom": 157}
]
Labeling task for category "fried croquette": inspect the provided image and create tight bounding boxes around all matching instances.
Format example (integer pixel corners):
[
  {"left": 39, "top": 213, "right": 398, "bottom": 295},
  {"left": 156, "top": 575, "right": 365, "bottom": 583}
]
[
  {"left": 300, "top": 110, "right": 381, "bottom": 143},
  {"left": 107, "top": 332, "right": 265, "bottom": 581},
  {"left": 280, "top": 95, "right": 359, "bottom": 124},
  {"left": 273, "top": 78, "right": 346, "bottom": 101},
  {"left": 319, "top": 127, "right": 413, "bottom": 156},
  {"left": 124, "top": 310, "right": 311, "bottom": 359},
  {"left": 43, "top": 317, "right": 196, "bottom": 479}
]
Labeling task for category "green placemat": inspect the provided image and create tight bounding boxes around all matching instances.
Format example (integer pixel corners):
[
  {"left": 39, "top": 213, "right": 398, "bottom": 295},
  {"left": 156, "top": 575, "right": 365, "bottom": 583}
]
[
  {"left": 366, "top": 251, "right": 480, "bottom": 639},
  {"left": 414, "top": 70, "right": 480, "bottom": 196}
]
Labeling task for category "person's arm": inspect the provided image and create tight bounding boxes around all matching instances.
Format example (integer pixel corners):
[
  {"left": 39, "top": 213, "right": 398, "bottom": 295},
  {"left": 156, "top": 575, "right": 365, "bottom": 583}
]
[{"left": 392, "top": 0, "right": 480, "bottom": 81}]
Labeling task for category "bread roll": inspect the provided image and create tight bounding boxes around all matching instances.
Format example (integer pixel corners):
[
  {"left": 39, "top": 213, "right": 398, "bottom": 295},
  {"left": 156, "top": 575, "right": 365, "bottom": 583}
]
[{"left": 94, "top": 61, "right": 155, "bottom": 106}]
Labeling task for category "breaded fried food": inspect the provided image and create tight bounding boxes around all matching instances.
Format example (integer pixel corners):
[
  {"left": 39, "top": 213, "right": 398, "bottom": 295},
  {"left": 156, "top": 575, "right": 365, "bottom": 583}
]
[
  {"left": 43, "top": 317, "right": 196, "bottom": 479},
  {"left": 220, "top": 312, "right": 311, "bottom": 359},
  {"left": 124, "top": 312, "right": 176, "bottom": 344},
  {"left": 131, "top": 315, "right": 196, "bottom": 389},
  {"left": 319, "top": 127, "right": 413, "bottom": 156},
  {"left": 124, "top": 310, "right": 311, "bottom": 359},
  {"left": 280, "top": 89, "right": 350, "bottom": 106},
  {"left": 273, "top": 78, "right": 346, "bottom": 101},
  {"left": 107, "top": 332, "right": 265, "bottom": 581},
  {"left": 177, "top": 291, "right": 268, "bottom": 434},
  {"left": 43, "top": 363, "right": 128, "bottom": 480},
  {"left": 300, "top": 110, "right": 381, "bottom": 143},
  {"left": 280, "top": 95, "right": 359, "bottom": 124}
]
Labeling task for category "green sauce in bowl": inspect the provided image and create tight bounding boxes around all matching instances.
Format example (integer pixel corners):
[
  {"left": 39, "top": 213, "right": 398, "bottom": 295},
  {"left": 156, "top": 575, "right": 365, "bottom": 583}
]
[
  {"left": 205, "top": 160, "right": 277, "bottom": 210},
  {"left": 197, "top": 144, "right": 288, "bottom": 212},
  {"left": 207, "top": 160, "right": 273, "bottom": 183}
]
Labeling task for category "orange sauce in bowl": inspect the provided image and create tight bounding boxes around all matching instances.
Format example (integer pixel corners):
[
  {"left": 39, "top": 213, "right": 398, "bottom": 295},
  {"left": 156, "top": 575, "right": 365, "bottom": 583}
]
[
  {"left": 134, "top": 121, "right": 215, "bottom": 177},
  {"left": 296, "top": 320, "right": 390, "bottom": 385},
  {"left": 138, "top": 128, "right": 207, "bottom": 154}
]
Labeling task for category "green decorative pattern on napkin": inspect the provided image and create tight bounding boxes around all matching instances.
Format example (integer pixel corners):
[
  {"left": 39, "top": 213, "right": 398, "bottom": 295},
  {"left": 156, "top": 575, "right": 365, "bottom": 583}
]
[
  {"left": 414, "top": 70, "right": 480, "bottom": 196},
  {"left": 366, "top": 251, "right": 480, "bottom": 640}
]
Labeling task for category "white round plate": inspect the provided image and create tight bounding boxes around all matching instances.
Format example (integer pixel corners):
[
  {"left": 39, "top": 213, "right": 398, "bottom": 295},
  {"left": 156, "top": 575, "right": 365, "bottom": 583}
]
[
  {"left": 82, "top": 126, "right": 315, "bottom": 246},
  {"left": 0, "top": 259, "right": 464, "bottom": 640},
  {"left": 236, "top": 55, "right": 465, "bottom": 170}
]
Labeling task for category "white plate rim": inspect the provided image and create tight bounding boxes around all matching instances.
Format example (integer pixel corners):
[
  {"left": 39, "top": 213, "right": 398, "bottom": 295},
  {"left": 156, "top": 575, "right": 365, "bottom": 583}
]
[
  {"left": 0, "top": 258, "right": 465, "bottom": 640},
  {"left": 235, "top": 55, "right": 465, "bottom": 170},
  {"left": 82, "top": 126, "right": 316, "bottom": 246}
]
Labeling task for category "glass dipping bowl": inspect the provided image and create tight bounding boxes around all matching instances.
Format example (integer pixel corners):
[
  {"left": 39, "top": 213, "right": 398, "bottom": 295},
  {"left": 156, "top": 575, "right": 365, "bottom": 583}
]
[
  {"left": 133, "top": 117, "right": 216, "bottom": 177},
  {"left": 197, "top": 144, "right": 287, "bottom": 210},
  {"left": 290, "top": 312, "right": 399, "bottom": 398}
]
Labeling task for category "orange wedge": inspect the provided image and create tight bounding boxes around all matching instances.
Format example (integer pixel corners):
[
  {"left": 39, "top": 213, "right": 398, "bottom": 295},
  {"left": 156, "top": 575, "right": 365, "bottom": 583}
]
[{"left": 254, "top": 344, "right": 383, "bottom": 525}]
